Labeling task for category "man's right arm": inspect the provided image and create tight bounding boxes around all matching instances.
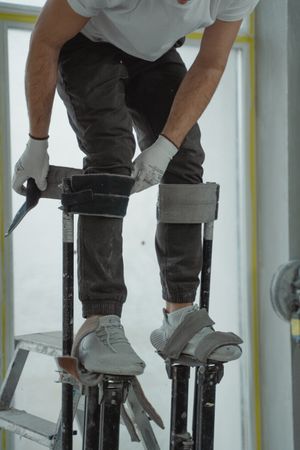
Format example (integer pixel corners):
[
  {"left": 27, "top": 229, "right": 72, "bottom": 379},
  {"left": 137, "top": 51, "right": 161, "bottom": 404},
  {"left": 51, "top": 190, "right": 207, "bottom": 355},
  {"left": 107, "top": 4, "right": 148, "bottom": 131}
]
[
  {"left": 12, "top": 0, "right": 89, "bottom": 194},
  {"left": 26, "top": 0, "right": 90, "bottom": 138}
]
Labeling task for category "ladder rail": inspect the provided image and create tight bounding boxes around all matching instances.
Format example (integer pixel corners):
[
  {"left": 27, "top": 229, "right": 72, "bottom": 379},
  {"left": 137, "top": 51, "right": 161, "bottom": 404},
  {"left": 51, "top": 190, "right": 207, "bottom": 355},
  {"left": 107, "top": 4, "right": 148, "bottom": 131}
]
[{"left": 0, "top": 346, "right": 29, "bottom": 409}]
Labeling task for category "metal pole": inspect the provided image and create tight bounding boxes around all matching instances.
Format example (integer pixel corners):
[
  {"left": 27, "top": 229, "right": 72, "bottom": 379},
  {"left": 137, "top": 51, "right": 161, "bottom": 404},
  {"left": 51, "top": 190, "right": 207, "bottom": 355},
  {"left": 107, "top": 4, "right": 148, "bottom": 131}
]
[
  {"left": 169, "top": 365, "right": 191, "bottom": 450},
  {"left": 192, "top": 221, "right": 216, "bottom": 450},
  {"left": 83, "top": 386, "right": 100, "bottom": 450},
  {"left": 62, "top": 178, "right": 74, "bottom": 450},
  {"left": 192, "top": 365, "right": 205, "bottom": 449},
  {"left": 200, "top": 222, "right": 214, "bottom": 311},
  {"left": 99, "top": 377, "right": 127, "bottom": 450}
]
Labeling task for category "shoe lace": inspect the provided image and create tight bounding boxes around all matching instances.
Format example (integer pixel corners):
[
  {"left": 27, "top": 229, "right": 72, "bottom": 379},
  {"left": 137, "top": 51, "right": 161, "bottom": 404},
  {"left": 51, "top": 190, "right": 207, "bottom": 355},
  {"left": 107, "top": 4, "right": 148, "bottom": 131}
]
[{"left": 96, "top": 324, "right": 129, "bottom": 353}]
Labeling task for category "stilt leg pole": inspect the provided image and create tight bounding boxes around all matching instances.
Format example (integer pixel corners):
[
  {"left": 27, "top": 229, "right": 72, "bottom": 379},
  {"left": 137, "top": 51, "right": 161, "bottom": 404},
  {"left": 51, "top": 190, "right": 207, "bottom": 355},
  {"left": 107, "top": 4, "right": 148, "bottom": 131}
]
[
  {"left": 83, "top": 386, "right": 101, "bottom": 450},
  {"left": 193, "top": 364, "right": 224, "bottom": 450},
  {"left": 192, "top": 365, "right": 205, "bottom": 449},
  {"left": 99, "top": 376, "right": 131, "bottom": 450},
  {"left": 168, "top": 363, "right": 193, "bottom": 450},
  {"left": 200, "top": 221, "right": 214, "bottom": 311},
  {"left": 192, "top": 219, "right": 220, "bottom": 450},
  {"left": 62, "top": 178, "right": 75, "bottom": 450}
]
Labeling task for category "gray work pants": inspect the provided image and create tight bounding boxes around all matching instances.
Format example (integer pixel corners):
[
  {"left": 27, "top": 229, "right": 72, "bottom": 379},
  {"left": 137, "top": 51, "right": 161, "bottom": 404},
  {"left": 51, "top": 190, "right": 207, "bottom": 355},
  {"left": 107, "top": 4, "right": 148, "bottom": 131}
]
[{"left": 57, "top": 33, "right": 205, "bottom": 317}]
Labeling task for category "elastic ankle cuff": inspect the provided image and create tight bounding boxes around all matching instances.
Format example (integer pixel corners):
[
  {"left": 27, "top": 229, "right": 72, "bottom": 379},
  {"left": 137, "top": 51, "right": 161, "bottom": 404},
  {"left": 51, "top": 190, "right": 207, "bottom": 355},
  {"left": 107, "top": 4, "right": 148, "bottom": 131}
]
[
  {"left": 162, "top": 289, "right": 197, "bottom": 303},
  {"left": 82, "top": 301, "right": 123, "bottom": 318}
]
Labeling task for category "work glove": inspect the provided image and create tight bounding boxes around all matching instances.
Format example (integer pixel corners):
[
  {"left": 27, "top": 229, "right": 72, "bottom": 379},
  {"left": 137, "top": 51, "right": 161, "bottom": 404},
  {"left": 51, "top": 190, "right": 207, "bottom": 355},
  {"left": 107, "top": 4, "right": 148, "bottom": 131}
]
[
  {"left": 131, "top": 135, "right": 178, "bottom": 194},
  {"left": 12, "top": 137, "right": 49, "bottom": 195}
]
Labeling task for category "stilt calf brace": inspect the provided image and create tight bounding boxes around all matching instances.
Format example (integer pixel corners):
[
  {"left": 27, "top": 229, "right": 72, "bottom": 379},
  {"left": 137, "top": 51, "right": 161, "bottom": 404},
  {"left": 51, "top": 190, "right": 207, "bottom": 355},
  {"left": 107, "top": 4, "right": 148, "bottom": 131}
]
[
  {"left": 156, "top": 183, "right": 242, "bottom": 363},
  {"left": 61, "top": 173, "right": 134, "bottom": 217},
  {"left": 157, "top": 182, "right": 219, "bottom": 224},
  {"left": 5, "top": 167, "right": 134, "bottom": 236}
]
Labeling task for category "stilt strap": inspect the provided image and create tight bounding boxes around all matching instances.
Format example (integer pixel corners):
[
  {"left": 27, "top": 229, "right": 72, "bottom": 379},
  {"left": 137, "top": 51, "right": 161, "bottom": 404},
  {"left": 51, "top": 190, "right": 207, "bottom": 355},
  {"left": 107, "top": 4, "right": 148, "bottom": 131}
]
[
  {"left": 69, "top": 173, "right": 134, "bottom": 196},
  {"left": 61, "top": 190, "right": 129, "bottom": 217},
  {"left": 120, "top": 405, "right": 140, "bottom": 442},
  {"left": 157, "top": 182, "right": 219, "bottom": 224},
  {"left": 194, "top": 332, "right": 243, "bottom": 362},
  {"left": 61, "top": 173, "right": 134, "bottom": 217},
  {"left": 130, "top": 378, "right": 165, "bottom": 429},
  {"left": 161, "top": 309, "right": 215, "bottom": 359},
  {"left": 161, "top": 308, "right": 243, "bottom": 362}
]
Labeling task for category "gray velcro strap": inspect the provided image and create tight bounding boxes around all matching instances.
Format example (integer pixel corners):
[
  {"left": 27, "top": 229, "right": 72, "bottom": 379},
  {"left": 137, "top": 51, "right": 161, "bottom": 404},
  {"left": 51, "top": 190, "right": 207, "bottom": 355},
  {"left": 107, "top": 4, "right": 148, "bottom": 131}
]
[
  {"left": 71, "top": 173, "right": 134, "bottom": 196},
  {"left": 157, "top": 182, "right": 219, "bottom": 224},
  {"left": 130, "top": 378, "right": 164, "bottom": 429},
  {"left": 120, "top": 377, "right": 165, "bottom": 441},
  {"left": 61, "top": 189, "right": 93, "bottom": 206},
  {"left": 120, "top": 405, "right": 140, "bottom": 442},
  {"left": 61, "top": 192, "right": 129, "bottom": 217},
  {"left": 194, "top": 332, "right": 243, "bottom": 362},
  {"left": 61, "top": 172, "right": 134, "bottom": 217},
  {"left": 161, "top": 309, "right": 215, "bottom": 360}
]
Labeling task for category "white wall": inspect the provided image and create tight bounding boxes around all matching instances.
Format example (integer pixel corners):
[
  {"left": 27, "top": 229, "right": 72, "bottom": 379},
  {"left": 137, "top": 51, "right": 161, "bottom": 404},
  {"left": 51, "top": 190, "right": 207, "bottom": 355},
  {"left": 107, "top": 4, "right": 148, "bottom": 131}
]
[{"left": 255, "top": 1, "right": 300, "bottom": 449}]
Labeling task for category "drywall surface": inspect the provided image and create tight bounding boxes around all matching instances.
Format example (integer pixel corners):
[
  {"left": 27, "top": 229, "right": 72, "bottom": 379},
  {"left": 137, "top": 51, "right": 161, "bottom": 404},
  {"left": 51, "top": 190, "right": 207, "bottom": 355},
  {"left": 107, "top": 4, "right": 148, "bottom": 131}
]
[{"left": 256, "top": 1, "right": 300, "bottom": 449}]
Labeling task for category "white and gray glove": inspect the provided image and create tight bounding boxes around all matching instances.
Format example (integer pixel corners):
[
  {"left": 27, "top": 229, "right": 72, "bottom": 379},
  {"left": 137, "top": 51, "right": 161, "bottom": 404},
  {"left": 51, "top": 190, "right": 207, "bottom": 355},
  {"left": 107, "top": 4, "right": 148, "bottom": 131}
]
[
  {"left": 12, "top": 137, "right": 49, "bottom": 195},
  {"left": 131, "top": 135, "right": 178, "bottom": 194}
]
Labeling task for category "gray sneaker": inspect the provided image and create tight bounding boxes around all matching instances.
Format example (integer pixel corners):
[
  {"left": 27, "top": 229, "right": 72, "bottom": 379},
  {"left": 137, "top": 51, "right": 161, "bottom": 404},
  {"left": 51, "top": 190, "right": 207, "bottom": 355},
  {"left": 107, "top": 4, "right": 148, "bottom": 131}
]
[
  {"left": 78, "top": 315, "right": 145, "bottom": 376},
  {"left": 150, "top": 305, "right": 242, "bottom": 363}
]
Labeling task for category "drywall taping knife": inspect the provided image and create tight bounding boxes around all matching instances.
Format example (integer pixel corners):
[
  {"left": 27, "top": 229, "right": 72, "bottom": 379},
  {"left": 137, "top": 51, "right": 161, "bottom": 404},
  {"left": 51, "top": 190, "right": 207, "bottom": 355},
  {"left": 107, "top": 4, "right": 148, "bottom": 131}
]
[
  {"left": 5, "top": 165, "right": 83, "bottom": 237},
  {"left": 5, "top": 178, "right": 41, "bottom": 237}
]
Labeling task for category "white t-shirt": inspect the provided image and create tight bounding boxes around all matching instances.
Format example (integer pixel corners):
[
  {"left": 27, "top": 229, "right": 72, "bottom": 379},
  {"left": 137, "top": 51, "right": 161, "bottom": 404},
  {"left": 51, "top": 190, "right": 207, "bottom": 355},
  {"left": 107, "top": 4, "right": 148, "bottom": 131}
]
[{"left": 67, "top": 0, "right": 259, "bottom": 61}]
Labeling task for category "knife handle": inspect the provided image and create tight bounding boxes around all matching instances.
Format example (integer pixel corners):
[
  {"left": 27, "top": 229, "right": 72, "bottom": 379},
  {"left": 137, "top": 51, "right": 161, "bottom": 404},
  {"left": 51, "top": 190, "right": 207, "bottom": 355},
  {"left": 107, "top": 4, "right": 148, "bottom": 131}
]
[{"left": 26, "top": 177, "right": 42, "bottom": 206}]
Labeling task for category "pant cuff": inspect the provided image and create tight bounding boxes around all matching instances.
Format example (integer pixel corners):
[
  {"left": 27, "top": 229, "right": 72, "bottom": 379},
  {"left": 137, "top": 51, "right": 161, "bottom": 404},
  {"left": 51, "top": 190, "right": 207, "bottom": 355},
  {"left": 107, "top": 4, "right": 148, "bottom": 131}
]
[
  {"left": 82, "top": 300, "right": 123, "bottom": 318},
  {"left": 162, "top": 288, "right": 198, "bottom": 303}
]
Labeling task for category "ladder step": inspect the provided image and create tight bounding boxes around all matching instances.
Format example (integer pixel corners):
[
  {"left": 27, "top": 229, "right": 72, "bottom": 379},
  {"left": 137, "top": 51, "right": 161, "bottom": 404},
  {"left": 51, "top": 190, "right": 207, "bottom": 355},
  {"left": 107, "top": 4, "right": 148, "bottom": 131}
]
[
  {"left": 0, "top": 407, "right": 57, "bottom": 447},
  {"left": 15, "top": 331, "right": 62, "bottom": 356}
]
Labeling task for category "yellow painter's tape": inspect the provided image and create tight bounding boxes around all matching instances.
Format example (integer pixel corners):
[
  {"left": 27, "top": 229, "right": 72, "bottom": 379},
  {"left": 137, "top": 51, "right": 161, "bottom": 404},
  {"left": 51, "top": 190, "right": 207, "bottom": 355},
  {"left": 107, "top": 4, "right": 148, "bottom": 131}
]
[
  {"left": 0, "top": 13, "right": 37, "bottom": 23},
  {"left": 291, "top": 318, "right": 300, "bottom": 338}
]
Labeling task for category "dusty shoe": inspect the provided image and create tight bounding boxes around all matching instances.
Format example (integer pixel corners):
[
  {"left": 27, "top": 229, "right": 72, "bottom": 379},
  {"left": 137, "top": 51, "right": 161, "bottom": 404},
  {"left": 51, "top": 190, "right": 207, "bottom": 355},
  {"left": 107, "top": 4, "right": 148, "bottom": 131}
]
[
  {"left": 150, "top": 305, "right": 242, "bottom": 363},
  {"left": 77, "top": 315, "right": 145, "bottom": 376}
]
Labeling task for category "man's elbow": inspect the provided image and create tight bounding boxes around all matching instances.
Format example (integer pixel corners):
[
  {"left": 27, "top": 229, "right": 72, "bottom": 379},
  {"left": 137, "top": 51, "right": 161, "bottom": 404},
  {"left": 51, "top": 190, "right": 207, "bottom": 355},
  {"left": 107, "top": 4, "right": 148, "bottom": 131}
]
[
  {"left": 29, "top": 27, "right": 63, "bottom": 57},
  {"left": 195, "top": 54, "right": 227, "bottom": 74}
]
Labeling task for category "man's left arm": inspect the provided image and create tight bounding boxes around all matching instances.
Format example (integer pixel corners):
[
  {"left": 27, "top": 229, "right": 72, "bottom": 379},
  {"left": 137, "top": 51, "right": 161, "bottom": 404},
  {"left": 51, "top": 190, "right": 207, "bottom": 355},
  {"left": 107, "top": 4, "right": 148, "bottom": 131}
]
[
  {"left": 162, "top": 18, "right": 242, "bottom": 147},
  {"left": 131, "top": 19, "right": 242, "bottom": 193}
]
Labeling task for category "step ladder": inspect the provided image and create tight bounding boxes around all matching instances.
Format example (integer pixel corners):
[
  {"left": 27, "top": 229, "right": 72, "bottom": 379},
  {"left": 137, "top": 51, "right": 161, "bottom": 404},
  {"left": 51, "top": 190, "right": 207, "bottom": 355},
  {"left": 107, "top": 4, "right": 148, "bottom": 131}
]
[
  {"left": 0, "top": 330, "right": 82, "bottom": 448},
  {"left": 0, "top": 330, "right": 160, "bottom": 449}
]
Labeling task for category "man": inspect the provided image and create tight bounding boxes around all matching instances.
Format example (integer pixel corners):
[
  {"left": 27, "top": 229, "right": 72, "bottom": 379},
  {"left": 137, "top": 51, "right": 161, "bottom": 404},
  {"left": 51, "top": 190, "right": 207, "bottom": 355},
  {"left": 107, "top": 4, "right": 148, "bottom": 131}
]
[{"left": 12, "top": 0, "right": 259, "bottom": 380}]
